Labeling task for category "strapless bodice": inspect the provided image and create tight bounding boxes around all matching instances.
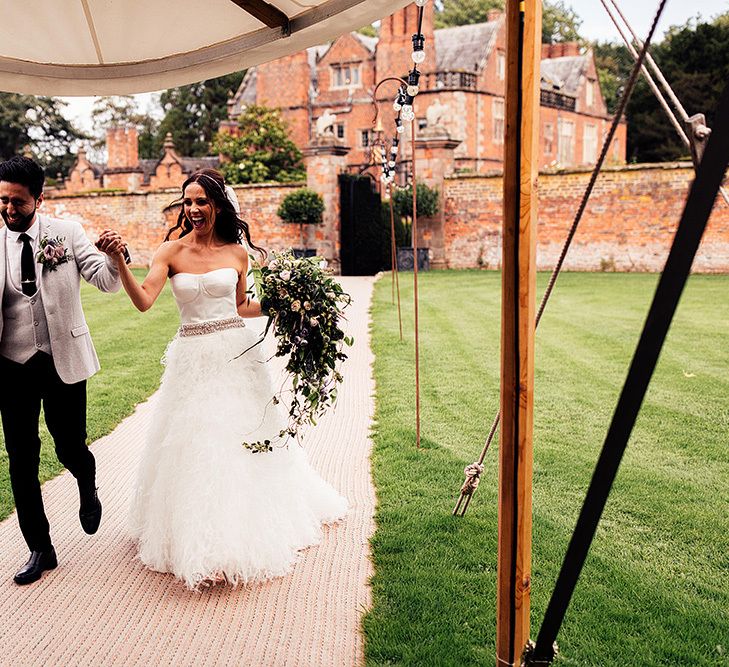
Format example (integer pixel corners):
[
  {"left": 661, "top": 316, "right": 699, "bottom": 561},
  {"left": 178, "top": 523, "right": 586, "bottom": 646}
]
[{"left": 170, "top": 268, "right": 239, "bottom": 324}]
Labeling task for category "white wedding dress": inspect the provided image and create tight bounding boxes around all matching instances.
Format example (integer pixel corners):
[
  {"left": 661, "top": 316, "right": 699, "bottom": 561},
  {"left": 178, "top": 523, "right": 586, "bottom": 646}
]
[{"left": 128, "top": 267, "right": 347, "bottom": 589}]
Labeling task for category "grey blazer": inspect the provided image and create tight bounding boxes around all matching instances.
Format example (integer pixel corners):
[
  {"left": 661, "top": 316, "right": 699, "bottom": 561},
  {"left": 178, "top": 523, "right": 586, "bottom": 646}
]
[{"left": 0, "top": 214, "right": 121, "bottom": 384}]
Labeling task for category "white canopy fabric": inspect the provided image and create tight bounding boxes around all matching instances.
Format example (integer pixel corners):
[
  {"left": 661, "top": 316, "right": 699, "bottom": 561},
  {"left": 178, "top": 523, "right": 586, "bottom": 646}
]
[{"left": 0, "top": 0, "right": 410, "bottom": 96}]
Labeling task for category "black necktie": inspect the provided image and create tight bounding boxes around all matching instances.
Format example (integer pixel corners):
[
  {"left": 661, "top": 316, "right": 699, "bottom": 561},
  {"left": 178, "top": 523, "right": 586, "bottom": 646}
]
[{"left": 19, "top": 233, "right": 37, "bottom": 296}]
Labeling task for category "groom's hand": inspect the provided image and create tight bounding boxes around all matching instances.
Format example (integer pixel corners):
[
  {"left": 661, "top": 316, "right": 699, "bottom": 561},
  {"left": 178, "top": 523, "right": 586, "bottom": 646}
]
[{"left": 96, "top": 230, "right": 131, "bottom": 263}]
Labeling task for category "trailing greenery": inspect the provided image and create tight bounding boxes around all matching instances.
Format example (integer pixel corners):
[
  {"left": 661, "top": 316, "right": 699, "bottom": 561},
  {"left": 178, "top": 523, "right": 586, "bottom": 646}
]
[
  {"left": 248, "top": 252, "right": 353, "bottom": 452},
  {"left": 365, "top": 271, "right": 729, "bottom": 666},
  {"left": 277, "top": 188, "right": 325, "bottom": 226},
  {"left": 0, "top": 271, "right": 178, "bottom": 522},
  {"left": 213, "top": 105, "right": 305, "bottom": 184}
]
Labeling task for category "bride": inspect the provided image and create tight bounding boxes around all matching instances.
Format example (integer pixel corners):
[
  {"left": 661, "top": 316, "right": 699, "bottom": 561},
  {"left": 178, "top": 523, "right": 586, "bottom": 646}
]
[{"left": 102, "top": 170, "right": 347, "bottom": 589}]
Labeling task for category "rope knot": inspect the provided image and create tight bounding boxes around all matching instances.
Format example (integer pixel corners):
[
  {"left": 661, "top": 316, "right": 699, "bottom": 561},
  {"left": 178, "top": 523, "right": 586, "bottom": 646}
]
[{"left": 460, "top": 462, "right": 484, "bottom": 496}]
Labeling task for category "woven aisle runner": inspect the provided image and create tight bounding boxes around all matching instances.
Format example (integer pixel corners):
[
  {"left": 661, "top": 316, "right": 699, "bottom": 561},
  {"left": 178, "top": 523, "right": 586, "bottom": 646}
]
[{"left": 0, "top": 276, "right": 377, "bottom": 666}]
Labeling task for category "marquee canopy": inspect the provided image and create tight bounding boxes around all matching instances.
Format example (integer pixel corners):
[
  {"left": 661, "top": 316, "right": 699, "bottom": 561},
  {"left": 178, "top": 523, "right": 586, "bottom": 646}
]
[{"left": 0, "top": 0, "right": 409, "bottom": 96}]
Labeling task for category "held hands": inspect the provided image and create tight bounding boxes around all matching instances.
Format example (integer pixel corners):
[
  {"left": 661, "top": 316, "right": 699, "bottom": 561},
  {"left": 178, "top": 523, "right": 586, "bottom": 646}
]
[{"left": 96, "top": 230, "right": 131, "bottom": 264}]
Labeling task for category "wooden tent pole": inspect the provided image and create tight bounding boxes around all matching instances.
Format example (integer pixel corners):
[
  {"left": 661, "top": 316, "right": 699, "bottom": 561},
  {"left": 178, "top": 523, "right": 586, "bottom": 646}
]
[
  {"left": 495, "top": 0, "right": 540, "bottom": 665},
  {"left": 411, "top": 118, "right": 421, "bottom": 449},
  {"left": 389, "top": 195, "right": 404, "bottom": 341}
]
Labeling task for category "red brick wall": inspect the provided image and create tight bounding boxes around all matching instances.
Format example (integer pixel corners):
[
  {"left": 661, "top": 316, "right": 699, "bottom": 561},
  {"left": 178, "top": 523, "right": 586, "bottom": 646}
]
[
  {"left": 43, "top": 183, "right": 305, "bottom": 267},
  {"left": 42, "top": 163, "right": 727, "bottom": 274},
  {"left": 377, "top": 4, "right": 435, "bottom": 80},
  {"left": 443, "top": 164, "right": 729, "bottom": 272},
  {"left": 313, "top": 33, "right": 377, "bottom": 165},
  {"left": 256, "top": 52, "right": 311, "bottom": 148}
]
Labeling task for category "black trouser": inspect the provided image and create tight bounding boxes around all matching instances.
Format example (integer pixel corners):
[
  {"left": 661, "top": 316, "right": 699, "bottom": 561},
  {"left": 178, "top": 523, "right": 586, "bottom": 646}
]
[{"left": 0, "top": 352, "right": 95, "bottom": 552}]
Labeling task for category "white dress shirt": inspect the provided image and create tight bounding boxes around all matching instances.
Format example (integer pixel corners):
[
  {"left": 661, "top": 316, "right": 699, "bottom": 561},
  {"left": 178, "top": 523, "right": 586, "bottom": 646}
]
[{"left": 5, "top": 216, "right": 39, "bottom": 293}]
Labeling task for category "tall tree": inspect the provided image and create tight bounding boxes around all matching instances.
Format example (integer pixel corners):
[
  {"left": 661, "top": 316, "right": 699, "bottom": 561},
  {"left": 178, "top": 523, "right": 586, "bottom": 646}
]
[
  {"left": 435, "top": 0, "right": 583, "bottom": 44},
  {"left": 0, "top": 94, "right": 86, "bottom": 178},
  {"left": 435, "top": 0, "right": 503, "bottom": 29},
  {"left": 212, "top": 105, "right": 305, "bottom": 184},
  {"left": 357, "top": 24, "right": 377, "bottom": 38},
  {"left": 90, "top": 95, "right": 160, "bottom": 159},
  {"left": 155, "top": 72, "right": 245, "bottom": 157},
  {"left": 541, "top": 1, "right": 582, "bottom": 44},
  {"left": 626, "top": 15, "right": 729, "bottom": 162},
  {"left": 592, "top": 41, "right": 632, "bottom": 114}
]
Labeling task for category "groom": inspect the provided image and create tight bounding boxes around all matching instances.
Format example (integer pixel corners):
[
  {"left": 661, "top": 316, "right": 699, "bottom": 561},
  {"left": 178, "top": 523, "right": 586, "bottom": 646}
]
[{"left": 0, "top": 156, "right": 125, "bottom": 585}]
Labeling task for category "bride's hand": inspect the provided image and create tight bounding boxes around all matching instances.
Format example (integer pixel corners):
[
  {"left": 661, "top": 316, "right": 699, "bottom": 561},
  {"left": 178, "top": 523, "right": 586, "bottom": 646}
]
[{"left": 96, "top": 230, "right": 126, "bottom": 258}]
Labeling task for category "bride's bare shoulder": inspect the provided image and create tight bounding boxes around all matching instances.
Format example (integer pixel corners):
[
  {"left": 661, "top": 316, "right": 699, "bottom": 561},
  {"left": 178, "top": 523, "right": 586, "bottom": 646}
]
[{"left": 153, "top": 238, "right": 184, "bottom": 262}]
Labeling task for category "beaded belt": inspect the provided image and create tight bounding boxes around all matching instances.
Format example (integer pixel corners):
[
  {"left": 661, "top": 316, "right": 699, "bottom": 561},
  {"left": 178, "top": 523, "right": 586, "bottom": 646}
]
[{"left": 178, "top": 316, "right": 246, "bottom": 337}]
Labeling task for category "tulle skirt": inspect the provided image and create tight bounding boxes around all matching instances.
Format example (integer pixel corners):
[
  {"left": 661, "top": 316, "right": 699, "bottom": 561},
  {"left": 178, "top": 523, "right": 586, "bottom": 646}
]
[{"left": 128, "top": 322, "right": 348, "bottom": 589}]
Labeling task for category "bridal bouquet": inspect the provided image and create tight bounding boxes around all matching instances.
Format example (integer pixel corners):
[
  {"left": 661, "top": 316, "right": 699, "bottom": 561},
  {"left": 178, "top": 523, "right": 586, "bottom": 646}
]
[{"left": 240, "top": 250, "right": 353, "bottom": 452}]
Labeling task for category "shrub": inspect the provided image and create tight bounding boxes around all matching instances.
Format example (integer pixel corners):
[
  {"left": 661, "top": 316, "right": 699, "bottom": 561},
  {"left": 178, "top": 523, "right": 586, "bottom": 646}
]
[
  {"left": 277, "top": 188, "right": 325, "bottom": 226},
  {"left": 391, "top": 182, "right": 440, "bottom": 220},
  {"left": 390, "top": 182, "right": 440, "bottom": 245}
]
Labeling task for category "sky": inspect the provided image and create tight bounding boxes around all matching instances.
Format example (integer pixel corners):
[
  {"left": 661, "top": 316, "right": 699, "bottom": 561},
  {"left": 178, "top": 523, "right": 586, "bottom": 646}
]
[{"left": 58, "top": 0, "right": 729, "bottom": 133}]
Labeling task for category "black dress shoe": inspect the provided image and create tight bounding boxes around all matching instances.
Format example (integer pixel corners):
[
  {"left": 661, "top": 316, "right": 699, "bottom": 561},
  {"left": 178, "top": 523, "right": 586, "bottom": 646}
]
[
  {"left": 79, "top": 488, "right": 102, "bottom": 534},
  {"left": 13, "top": 548, "right": 58, "bottom": 585}
]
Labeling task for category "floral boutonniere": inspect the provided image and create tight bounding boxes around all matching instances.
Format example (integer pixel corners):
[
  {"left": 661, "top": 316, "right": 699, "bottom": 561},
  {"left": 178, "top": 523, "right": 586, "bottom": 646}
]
[{"left": 36, "top": 235, "right": 71, "bottom": 271}]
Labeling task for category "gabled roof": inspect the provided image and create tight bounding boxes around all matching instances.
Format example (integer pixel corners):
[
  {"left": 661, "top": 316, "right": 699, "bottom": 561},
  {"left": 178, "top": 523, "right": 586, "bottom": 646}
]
[
  {"left": 139, "top": 158, "right": 160, "bottom": 184},
  {"left": 352, "top": 32, "right": 377, "bottom": 53},
  {"left": 84, "top": 161, "right": 105, "bottom": 178},
  {"left": 138, "top": 156, "right": 220, "bottom": 185},
  {"left": 228, "top": 68, "right": 257, "bottom": 119},
  {"left": 434, "top": 21, "right": 501, "bottom": 72},
  {"left": 307, "top": 42, "right": 331, "bottom": 89},
  {"left": 307, "top": 43, "right": 330, "bottom": 70},
  {"left": 179, "top": 156, "right": 221, "bottom": 173},
  {"left": 540, "top": 55, "right": 589, "bottom": 97},
  {"left": 228, "top": 21, "right": 593, "bottom": 113}
]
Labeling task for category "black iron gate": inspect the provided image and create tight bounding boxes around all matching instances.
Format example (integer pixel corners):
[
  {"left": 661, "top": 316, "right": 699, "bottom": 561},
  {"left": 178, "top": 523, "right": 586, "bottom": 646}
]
[{"left": 339, "top": 174, "right": 391, "bottom": 276}]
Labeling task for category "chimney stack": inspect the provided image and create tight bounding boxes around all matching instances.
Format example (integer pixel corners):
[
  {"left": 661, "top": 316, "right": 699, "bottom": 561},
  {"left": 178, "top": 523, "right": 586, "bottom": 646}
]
[{"left": 106, "top": 126, "right": 139, "bottom": 169}]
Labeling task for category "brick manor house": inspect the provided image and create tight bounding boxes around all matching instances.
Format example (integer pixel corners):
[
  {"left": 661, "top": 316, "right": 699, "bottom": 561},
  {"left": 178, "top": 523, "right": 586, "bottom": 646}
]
[
  {"left": 62, "top": 5, "right": 625, "bottom": 194},
  {"left": 223, "top": 4, "right": 625, "bottom": 173}
]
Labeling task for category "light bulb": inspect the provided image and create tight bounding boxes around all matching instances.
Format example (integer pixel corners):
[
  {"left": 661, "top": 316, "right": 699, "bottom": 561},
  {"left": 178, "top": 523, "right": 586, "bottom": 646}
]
[
  {"left": 391, "top": 146, "right": 398, "bottom": 155},
  {"left": 411, "top": 33, "right": 426, "bottom": 65},
  {"left": 396, "top": 125, "right": 405, "bottom": 134},
  {"left": 407, "top": 68, "right": 421, "bottom": 97},
  {"left": 393, "top": 99, "right": 402, "bottom": 112},
  {"left": 415, "top": 0, "right": 428, "bottom": 6},
  {"left": 401, "top": 108, "right": 415, "bottom": 122},
  {"left": 389, "top": 160, "right": 396, "bottom": 168}
]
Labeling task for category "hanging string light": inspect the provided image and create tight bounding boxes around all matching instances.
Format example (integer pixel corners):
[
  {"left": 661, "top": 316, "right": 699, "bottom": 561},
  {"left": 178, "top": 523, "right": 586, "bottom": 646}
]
[
  {"left": 368, "top": 0, "right": 429, "bottom": 449},
  {"left": 380, "top": 0, "right": 428, "bottom": 178},
  {"left": 371, "top": 1, "right": 429, "bottom": 186}
]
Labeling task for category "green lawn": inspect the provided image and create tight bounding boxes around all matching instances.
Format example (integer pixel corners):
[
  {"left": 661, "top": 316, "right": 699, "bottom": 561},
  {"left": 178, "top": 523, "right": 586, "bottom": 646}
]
[
  {"left": 0, "top": 270, "right": 179, "bottom": 522},
  {"left": 365, "top": 271, "right": 729, "bottom": 666}
]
